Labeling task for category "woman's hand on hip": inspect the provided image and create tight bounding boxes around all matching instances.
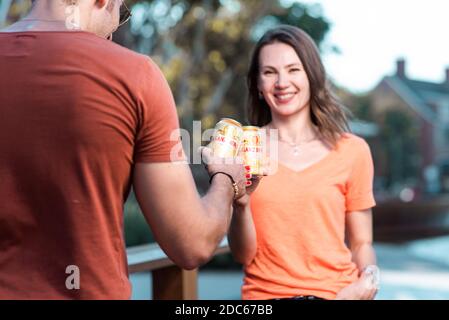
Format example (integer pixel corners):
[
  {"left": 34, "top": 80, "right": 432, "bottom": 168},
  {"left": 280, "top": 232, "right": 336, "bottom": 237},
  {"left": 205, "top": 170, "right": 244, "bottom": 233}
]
[{"left": 335, "top": 272, "right": 378, "bottom": 300}]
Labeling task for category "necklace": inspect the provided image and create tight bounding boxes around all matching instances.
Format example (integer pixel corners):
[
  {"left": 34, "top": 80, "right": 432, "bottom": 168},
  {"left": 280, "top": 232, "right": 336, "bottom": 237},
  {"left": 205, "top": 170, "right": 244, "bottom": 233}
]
[
  {"left": 267, "top": 124, "right": 318, "bottom": 156},
  {"left": 278, "top": 136, "right": 316, "bottom": 156}
]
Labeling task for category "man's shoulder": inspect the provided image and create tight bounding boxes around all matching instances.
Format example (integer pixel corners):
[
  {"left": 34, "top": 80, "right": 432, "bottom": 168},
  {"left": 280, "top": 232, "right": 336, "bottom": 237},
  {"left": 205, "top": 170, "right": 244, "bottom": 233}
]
[
  {"left": 40, "top": 31, "right": 151, "bottom": 71},
  {"left": 0, "top": 30, "right": 154, "bottom": 69},
  {"left": 88, "top": 35, "right": 150, "bottom": 66},
  {"left": 106, "top": 41, "right": 162, "bottom": 77}
]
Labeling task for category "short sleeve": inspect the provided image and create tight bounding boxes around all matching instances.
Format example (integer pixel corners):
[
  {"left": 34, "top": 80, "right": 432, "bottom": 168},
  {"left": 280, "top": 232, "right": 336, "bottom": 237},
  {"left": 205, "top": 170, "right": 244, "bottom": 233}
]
[
  {"left": 345, "top": 138, "right": 376, "bottom": 212},
  {"left": 133, "top": 57, "right": 184, "bottom": 163}
]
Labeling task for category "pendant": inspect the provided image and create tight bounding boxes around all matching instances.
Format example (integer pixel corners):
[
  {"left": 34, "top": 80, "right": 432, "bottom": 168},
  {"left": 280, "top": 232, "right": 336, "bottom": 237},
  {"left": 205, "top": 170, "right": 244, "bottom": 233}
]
[{"left": 293, "top": 146, "right": 299, "bottom": 156}]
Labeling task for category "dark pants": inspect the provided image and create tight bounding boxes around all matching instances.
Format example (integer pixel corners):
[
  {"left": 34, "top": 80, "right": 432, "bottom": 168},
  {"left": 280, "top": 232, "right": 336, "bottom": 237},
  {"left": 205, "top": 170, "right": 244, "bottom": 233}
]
[{"left": 273, "top": 295, "right": 326, "bottom": 300}]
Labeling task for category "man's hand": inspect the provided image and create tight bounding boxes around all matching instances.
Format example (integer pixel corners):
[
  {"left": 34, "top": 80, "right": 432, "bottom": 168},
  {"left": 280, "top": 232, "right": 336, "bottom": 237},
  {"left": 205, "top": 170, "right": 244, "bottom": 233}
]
[{"left": 200, "top": 146, "right": 248, "bottom": 199}]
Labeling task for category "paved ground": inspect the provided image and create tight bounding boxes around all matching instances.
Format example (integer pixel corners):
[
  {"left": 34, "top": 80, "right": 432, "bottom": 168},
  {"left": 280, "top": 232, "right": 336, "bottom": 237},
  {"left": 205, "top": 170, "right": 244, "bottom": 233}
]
[{"left": 130, "top": 236, "right": 449, "bottom": 300}]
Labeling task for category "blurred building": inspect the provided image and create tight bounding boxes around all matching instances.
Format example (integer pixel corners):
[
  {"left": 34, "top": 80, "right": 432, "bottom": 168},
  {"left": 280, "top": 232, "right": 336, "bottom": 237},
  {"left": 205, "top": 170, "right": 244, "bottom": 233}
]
[
  {"left": 371, "top": 59, "right": 449, "bottom": 193},
  {"left": 349, "top": 120, "right": 379, "bottom": 138}
]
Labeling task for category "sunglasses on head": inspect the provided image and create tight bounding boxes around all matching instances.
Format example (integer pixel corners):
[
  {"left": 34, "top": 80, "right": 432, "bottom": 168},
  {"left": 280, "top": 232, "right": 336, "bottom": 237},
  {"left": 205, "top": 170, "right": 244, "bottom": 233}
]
[{"left": 119, "top": 0, "right": 132, "bottom": 27}]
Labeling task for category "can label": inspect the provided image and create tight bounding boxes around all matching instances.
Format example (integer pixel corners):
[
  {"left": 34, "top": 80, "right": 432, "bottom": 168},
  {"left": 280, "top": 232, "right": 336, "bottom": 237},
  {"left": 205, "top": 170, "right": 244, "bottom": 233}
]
[
  {"left": 210, "top": 119, "right": 243, "bottom": 158},
  {"left": 242, "top": 126, "right": 263, "bottom": 175}
]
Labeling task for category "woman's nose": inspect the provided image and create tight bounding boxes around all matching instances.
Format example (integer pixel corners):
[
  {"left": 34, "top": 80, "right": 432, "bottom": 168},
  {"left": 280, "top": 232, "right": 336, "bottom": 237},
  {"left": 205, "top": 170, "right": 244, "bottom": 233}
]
[{"left": 275, "top": 73, "right": 289, "bottom": 89}]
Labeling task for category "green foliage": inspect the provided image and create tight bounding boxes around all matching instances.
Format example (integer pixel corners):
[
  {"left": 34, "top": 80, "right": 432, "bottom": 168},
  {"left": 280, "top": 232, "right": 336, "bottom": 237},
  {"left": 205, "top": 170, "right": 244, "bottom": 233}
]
[
  {"left": 124, "top": 192, "right": 154, "bottom": 246},
  {"left": 0, "top": 0, "right": 31, "bottom": 27},
  {"left": 351, "top": 94, "right": 373, "bottom": 122},
  {"left": 272, "top": 3, "right": 330, "bottom": 47},
  {"left": 115, "top": 0, "right": 332, "bottom": 132},
  {"left": 379, "top": 109, "right": 420, "bottom": 189}
]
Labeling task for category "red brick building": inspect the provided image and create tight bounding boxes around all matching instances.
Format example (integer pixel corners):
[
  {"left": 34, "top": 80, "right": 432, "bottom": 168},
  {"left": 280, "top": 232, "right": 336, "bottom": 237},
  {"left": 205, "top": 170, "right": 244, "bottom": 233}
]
[{"left": 371, "top": 59, "right": 449, "bottom": 193}]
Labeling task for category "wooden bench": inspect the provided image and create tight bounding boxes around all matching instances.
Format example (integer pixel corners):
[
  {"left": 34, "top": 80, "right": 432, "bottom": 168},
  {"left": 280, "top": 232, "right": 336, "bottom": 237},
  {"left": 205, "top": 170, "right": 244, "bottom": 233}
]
[{"left": 127, "top": 238, "right": 230, "bottom": 299}]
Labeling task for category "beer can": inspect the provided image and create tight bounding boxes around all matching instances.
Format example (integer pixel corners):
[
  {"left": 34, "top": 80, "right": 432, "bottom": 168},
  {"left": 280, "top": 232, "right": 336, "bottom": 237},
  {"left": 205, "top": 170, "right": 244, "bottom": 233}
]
[
  {"left": 242, "top": 126, "right": 263, "bottom": 176},
  {"left": 210, "top": 118, "right": 243, "bottom": 158}
]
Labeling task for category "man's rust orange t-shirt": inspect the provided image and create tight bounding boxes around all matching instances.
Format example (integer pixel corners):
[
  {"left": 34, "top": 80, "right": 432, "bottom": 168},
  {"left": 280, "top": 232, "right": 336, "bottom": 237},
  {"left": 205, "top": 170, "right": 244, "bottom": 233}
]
[
  {"left": 242, "top": 134, "right": 376, "bottom": 300},
  {"left": 0, "top": 31, "right": 180, "bottom": 299}
]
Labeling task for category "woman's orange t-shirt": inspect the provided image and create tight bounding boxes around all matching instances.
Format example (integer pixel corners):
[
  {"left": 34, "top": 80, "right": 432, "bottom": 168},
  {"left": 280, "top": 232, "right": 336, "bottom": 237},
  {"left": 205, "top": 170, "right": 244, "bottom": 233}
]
[{"left": 242, "top": 133, "right": 376, "bottom": 300}]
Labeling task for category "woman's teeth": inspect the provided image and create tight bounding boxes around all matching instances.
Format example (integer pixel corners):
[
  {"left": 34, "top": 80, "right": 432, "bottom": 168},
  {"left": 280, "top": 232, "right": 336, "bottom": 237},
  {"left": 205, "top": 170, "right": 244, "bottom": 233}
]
[{"left": 276, "top": 93, "right": 295, "bottom": 99}]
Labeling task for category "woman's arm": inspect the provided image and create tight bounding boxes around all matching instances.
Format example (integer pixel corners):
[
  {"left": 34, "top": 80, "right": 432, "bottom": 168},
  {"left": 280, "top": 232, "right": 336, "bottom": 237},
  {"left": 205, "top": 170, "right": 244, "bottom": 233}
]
[
  {"left": 227, "top": 176, "right": 263, "bottom": 266},
  {"left": 347, "top": 209, "right": 377, "bottom": 273},
  {"left": 336, "top": 209, "right": 378, "bottom": 300},
  {"left": 228, "top": 201, "right": 258, "bottom": 266}
]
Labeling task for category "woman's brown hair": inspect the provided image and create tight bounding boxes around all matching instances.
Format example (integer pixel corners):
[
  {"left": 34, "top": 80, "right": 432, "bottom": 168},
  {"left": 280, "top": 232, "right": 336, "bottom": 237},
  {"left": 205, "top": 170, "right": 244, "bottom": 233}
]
[{"left": 247, "top": 25, "right": 351, "bottom": 147}]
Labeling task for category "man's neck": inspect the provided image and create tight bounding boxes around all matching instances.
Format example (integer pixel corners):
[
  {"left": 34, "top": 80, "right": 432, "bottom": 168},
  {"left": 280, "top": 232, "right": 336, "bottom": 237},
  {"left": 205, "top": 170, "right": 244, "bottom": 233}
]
[
  {"left": 1, "top": 1, "right": 83, "bottom": 33},
  {"left": 1, "top": 19, "right": 70, "bottom": 33}
]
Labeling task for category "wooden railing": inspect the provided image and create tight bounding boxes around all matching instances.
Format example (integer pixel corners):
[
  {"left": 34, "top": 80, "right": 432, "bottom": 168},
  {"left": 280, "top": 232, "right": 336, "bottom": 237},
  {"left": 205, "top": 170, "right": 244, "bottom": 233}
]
[{"left": 127, "top": 239, "right": 230, "bottom": 300}]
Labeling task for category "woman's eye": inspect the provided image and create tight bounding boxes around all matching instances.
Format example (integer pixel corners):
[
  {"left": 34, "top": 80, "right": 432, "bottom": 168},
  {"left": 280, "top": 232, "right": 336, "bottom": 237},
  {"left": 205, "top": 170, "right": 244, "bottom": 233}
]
[
  {"left": 263, "top": 70, "right": 274, "bottom": 75},
  {"left": 290, "top": 68, "right": 301, "bottom": 73}
]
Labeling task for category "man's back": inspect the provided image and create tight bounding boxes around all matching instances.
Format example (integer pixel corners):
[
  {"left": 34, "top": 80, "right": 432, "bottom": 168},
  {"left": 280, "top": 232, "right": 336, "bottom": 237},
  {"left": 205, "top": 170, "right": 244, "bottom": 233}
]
[{"left": 0, "top": 31, "right": 180, "bottom": 299}]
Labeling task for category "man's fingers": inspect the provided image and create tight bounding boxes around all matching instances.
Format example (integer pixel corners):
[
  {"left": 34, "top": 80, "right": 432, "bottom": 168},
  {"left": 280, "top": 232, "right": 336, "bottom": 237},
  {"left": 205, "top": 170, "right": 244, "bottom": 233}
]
[
  {"left": 199, "top": 146, "right": 228, "bottom": 166},
  {"left": 235, "top": 156, "right": 244, "bottom": 165},
  {"left": 223, "top": 156, "right": 238, "bottom": 165},
  {"left": 199, "top": 146, "right": 212, "bottom": 165}
]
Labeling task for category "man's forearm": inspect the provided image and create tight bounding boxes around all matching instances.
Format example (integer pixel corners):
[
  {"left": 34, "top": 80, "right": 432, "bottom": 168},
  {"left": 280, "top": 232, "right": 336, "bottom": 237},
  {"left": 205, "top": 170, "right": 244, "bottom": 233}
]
[{"left": 199, "top": 174, "right": 234, "bottom": 252}]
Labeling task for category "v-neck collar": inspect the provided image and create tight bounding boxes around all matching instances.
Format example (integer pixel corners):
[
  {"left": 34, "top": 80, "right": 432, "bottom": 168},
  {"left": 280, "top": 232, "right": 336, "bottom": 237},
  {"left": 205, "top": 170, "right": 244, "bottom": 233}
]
[{"left": 275, "top": 146, "right": 336, "bottom": 175}]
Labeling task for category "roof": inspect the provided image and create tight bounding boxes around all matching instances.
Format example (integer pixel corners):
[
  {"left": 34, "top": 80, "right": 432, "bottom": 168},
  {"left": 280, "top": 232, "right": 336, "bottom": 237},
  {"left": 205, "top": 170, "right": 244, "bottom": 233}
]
[
  {"left": 404, "top": 79, "right": 449, "bottom": 97},
  {"left": 381, "top": 76, "right": 449, "bottom": 127},
  {"left": 403, "top": 79, "right": 449, "bottom": 106}
]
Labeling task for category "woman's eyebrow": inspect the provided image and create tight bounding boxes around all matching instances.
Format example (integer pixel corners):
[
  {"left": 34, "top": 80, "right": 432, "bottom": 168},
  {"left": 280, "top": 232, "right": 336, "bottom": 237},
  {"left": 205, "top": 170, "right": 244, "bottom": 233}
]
[
  {"left": 285, "top": 63, "right": 302, "bottom": 68},
  {"left": 261, "top": 63, "right": 302, "bottom": 69}
]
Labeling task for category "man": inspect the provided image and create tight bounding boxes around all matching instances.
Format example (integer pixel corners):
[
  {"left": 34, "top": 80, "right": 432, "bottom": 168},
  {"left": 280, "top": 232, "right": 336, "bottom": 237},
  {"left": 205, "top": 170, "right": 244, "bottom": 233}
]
[{"left": 0, "top": 0, "right": 248, "bottom": 299}]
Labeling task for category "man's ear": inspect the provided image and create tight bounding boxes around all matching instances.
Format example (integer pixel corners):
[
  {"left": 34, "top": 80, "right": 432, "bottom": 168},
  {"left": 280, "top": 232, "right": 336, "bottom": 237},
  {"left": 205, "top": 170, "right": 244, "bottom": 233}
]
[{"left": 95, "top": 0, "right": 108, "bottom": 9}]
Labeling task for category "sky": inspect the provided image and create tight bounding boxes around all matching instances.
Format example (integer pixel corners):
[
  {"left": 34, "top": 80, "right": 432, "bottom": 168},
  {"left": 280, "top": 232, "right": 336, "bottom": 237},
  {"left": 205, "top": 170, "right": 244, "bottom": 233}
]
[{"left": 298, "top": 0, "right": 449, "bottom": 93}]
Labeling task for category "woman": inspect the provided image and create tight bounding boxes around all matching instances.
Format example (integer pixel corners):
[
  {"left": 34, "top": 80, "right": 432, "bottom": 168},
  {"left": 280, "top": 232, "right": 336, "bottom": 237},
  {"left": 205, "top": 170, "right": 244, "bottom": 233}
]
[{"left": 228, "top": 25, "right": 379, "bottom": 300}]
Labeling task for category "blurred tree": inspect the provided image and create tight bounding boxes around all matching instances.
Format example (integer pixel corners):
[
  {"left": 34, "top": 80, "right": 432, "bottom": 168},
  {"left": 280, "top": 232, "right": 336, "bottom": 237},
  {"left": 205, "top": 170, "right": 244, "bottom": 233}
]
[
  {"left": 380, "top": 109, "right": 420, "bottom": 190},
  {"left": 0, "top": 0, "right": 30, "bottom": 27},
  {"left": 115, "top": 0, "right": 331, "bottom": 132},
  {"left": 350, "top": 94, "right": 373, "bottom": 122}
]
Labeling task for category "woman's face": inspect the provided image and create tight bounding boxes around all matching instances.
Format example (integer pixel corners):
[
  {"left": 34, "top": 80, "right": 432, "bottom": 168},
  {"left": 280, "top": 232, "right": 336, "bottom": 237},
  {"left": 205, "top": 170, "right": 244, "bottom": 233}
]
[{"left": 258, "top": 42, "right": 311, "bottom": 118}]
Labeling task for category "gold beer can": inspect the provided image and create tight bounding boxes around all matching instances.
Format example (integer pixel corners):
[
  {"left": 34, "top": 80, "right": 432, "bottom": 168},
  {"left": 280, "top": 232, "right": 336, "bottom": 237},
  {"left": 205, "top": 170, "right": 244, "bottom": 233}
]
[
  {"left": 210, "top": 118, "right": 243, "bottom": 158},
  {"left": 242, "top": 126, "right": 263, "bottom": 176}
]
